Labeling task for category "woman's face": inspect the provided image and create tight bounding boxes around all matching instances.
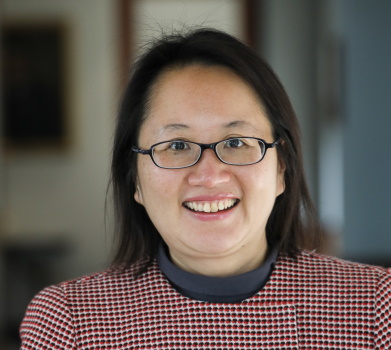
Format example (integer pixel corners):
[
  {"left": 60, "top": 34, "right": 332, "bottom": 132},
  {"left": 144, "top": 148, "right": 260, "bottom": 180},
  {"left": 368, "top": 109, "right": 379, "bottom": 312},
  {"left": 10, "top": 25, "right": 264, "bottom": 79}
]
[{"left": 135, "top": 65, "right": 285, "bottom": 276}]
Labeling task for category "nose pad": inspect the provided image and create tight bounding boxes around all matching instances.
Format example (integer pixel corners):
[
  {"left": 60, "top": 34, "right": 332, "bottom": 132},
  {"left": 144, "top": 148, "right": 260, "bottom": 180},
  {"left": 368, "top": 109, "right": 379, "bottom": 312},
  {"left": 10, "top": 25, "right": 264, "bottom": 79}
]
[
  {"left": 187, "top": 149, "right": 231, "bottom": 187},
  {"left": 198, "top": 148, "right": 218, "bottom": 164}
]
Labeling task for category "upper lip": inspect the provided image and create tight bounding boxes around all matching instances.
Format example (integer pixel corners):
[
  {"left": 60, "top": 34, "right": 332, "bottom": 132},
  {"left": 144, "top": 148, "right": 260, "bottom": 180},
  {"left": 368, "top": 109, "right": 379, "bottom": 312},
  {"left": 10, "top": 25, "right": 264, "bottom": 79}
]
[{"left": 182, "top": 193, "right": 237, "bottom": 203}]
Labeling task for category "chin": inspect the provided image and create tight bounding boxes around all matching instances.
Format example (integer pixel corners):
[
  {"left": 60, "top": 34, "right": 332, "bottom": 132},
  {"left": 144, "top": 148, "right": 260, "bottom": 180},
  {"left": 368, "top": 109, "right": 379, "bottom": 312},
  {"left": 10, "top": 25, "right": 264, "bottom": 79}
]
[{"left": 187, "top": 235, "right": 244, "bottom": 257}]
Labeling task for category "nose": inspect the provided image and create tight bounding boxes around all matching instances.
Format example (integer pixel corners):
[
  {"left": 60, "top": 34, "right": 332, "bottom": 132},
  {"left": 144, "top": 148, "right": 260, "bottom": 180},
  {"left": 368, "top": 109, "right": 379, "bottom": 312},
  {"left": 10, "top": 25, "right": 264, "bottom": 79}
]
[{"left": 187, "top": 149, "right": 231, "bottom": 188}]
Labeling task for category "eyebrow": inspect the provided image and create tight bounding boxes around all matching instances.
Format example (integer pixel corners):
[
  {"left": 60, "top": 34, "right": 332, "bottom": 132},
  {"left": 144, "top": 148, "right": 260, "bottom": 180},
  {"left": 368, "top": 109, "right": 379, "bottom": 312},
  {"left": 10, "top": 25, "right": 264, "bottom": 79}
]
[
  {"left": 160, "top": 123, "right": 189, "bottom": 133},
  {"left": 224, "top": 120, "right": 257, "bottom": 132},
  {"left": 158, "top": 120, "right": 257, "bottom": 136}
]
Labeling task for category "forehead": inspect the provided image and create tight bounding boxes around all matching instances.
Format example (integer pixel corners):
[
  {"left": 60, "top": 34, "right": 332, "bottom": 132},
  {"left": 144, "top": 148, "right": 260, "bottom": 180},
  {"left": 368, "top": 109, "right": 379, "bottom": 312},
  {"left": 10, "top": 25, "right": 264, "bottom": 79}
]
[{"left": 140, "top": 65, "right": 272, "bottom": 141}]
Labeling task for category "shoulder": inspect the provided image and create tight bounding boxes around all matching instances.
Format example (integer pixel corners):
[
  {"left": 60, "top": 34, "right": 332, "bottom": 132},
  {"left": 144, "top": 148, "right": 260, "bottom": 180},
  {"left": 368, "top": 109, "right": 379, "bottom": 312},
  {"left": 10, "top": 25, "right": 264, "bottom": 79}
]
[
  {"left": 21, "top": 262, "right": 161, "bottom": 349},
  {"left": 279, "top": 250, "right": 388, "bottom": 275},
  {"left": 23, "top": 261, "right": 154, "bottom": 316},
  {"left": 22, "top": 264, "right": 139, "bottom": 316},
  {"left": 49, "top": 261, "right": 157, "bottom": 300},
  {"left": 275, "top": 250, "right": 390, "bottom": 291},
  {"left": 375, "top": 267, "right": 391, "bottom": 347},
  {"left": 267, "top": 251, "right": 391, "bottom": 347}
]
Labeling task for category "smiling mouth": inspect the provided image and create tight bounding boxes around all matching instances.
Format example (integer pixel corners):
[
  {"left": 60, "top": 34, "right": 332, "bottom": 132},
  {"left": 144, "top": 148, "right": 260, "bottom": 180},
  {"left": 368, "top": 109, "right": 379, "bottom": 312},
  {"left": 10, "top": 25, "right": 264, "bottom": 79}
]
[{"left": 183, "top": 199, "right": 239, "bottom": 213}]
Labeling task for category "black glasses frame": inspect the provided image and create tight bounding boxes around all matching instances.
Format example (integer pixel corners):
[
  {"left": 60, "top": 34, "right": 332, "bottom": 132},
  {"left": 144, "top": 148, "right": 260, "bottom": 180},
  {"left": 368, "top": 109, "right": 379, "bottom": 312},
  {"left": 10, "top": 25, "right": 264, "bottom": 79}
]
[{"left": 131, "top": 137, "right": 281, "bottom": 169}]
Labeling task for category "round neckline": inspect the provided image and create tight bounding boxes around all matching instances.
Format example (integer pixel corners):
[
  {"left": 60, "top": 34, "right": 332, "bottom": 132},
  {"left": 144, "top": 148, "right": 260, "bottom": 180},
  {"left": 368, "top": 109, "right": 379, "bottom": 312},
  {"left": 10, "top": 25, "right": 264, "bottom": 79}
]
[{"left": 157, "top": 243, "right": 278, "bottom": 302}]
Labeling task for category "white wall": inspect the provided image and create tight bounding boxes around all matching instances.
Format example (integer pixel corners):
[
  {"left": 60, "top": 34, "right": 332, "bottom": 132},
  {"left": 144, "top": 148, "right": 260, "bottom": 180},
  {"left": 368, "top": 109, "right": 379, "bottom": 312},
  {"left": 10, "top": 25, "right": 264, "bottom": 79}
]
[
  {"left": 133, "top": 0, "right": 244, "bottom": 52},
  {"left": 2, "top": 0, "right": 118, "bottom": 279}
]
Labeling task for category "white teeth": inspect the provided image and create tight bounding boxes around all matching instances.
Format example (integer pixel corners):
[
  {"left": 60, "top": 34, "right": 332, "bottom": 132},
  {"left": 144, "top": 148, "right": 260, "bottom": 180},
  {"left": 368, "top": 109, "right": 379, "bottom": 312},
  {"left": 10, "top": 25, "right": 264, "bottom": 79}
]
[{"left": 184, "top": 199, "right": 237, "bottom": 213}]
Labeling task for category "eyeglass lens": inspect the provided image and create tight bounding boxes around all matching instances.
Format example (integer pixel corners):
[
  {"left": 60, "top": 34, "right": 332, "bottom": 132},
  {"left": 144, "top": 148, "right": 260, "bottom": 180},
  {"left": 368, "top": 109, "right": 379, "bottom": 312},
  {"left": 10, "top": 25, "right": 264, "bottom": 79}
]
[{"left": 152, "top": 138, "right": 266, "bottom": 168}]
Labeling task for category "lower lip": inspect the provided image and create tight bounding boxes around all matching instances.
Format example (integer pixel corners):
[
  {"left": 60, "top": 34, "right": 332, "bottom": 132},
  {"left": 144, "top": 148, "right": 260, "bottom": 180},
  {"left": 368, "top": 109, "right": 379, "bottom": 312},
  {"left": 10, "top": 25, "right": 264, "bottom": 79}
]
[{"left": 184, "top": 204, "right": 237, "bottom": 221}]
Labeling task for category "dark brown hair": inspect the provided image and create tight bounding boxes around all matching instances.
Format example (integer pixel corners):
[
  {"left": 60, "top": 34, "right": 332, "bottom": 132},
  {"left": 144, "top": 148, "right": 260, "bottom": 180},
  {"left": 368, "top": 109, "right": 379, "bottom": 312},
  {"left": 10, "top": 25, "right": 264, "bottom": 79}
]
[{"left": 110, "top": 28, "right": 320, "bottom": 272}]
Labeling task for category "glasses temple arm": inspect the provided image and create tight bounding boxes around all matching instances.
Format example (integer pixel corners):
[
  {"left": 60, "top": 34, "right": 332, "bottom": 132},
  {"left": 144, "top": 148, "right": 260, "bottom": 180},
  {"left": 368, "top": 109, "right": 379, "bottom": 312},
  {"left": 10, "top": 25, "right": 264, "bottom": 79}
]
[{"left": 131, "top": 146, "right": 151, "bottom": 155}]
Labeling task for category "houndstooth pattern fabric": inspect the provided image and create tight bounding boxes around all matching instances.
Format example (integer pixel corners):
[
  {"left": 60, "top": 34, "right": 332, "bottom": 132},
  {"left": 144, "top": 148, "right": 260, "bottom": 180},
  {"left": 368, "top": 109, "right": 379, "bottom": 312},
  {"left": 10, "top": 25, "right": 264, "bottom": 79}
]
[{"left": 20, "top": 251, "right": 391, "bottom": 349}]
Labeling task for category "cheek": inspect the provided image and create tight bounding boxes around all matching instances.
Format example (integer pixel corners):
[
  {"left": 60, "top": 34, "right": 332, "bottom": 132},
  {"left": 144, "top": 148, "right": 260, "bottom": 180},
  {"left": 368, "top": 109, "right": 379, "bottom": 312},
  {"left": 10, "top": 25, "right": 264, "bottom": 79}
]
[
  {"left": 243, "top": 161, "right": 281, "bottom": 197},
  {"left": 137, "top": 162, "right": 181, "bottom": 204}
]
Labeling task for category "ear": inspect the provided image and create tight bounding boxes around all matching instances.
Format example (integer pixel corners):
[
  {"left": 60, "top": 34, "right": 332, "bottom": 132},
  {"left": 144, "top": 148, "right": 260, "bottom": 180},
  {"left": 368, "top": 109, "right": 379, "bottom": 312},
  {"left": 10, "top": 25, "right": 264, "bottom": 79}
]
[
  {"left": 134, "top": 183, "right": 144, "bottom": 205},
  {"left": 276, "top": 157, "right": 286, "bottom": 197}
]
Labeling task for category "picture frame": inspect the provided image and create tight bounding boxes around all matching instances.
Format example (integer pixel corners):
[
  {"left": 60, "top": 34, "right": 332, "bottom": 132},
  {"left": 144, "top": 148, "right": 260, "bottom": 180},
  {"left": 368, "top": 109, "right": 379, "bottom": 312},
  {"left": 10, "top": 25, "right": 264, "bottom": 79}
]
[{"left": 1, "top": 22, "right": 68, "bottom": 152}]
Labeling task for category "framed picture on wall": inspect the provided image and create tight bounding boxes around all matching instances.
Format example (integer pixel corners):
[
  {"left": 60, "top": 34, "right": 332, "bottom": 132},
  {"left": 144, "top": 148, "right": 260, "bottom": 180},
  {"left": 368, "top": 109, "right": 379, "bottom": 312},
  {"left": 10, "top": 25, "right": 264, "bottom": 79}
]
[{"left": 1, "top": 22, "right": 68, "bottom": 151}]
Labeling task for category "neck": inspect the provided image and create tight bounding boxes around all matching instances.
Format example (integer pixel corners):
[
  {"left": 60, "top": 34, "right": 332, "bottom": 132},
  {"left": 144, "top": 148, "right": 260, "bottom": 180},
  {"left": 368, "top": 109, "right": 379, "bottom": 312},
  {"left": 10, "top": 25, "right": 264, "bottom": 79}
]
[{"left": 169, "top": 242, "right": 269, "bottom": 277}]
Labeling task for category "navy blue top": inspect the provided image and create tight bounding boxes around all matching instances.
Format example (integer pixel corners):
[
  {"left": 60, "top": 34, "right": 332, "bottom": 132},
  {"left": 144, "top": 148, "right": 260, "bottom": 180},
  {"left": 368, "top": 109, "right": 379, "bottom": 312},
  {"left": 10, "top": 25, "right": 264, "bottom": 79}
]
[{"left": 157, "top": 243, "right": 278, "bottom": 303}]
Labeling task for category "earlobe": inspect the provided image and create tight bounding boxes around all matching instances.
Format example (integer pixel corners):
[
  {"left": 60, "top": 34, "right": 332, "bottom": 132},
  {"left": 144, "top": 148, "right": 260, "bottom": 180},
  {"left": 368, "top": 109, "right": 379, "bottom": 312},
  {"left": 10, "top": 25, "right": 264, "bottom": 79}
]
[
  {"left": 277, "top": 173, "right": 285, "bottom": 197},
  {"left": 276, "top": 160, "right": 286, "bottom": 197},
  {"left": 134, "top": 184, "right": 144, "bottom": 205}
]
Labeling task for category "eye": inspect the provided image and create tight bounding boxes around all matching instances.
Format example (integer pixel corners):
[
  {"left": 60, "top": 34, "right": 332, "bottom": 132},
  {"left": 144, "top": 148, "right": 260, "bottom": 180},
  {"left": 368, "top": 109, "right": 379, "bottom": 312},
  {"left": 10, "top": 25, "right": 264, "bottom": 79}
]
[
  {"left": 168, "top": 141, "right": 189, "bottom": 151},
  {"left": 225, "top": 138, "right": 244, "bottom": 148}
]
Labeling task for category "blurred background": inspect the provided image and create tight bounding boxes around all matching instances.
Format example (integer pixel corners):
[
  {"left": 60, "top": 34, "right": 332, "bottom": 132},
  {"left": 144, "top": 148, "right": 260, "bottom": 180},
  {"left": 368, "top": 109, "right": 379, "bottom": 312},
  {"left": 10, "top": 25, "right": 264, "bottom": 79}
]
[{"left": 0, "top": 0, "right": 390, "bottom": 348}]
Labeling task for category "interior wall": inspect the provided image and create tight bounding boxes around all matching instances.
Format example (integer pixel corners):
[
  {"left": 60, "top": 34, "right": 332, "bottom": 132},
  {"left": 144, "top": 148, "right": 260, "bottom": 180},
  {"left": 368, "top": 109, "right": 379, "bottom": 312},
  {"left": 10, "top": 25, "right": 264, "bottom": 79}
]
[
  {"left": 0, "top": 9, "right": 5, "bottom": 340},
  {"left": 260, "top": 0, "right": 391, "bottom": 262},
  {"left": 316, "top": 0, "right": 345, "bottom": 244},
  {"left": 1, "top": 0, "right": 118, "bottom": 281},
  {"left": 1, "top": 0, "right": 245, "bottom": 279},
  {"left": 260, "top": 0, "right": 318, "bottom": 201},
  {"left": 342, "top": 0, "right": 391, "bottom": 262},
  {"left": 0, "top": 3, "right": 246, "bottom": 347},
  {"left": 132, "top": 0, "right": 244, "bottom": 51},
  {"left": 0, "top": 0, "right": 245, "bottom": 283}
]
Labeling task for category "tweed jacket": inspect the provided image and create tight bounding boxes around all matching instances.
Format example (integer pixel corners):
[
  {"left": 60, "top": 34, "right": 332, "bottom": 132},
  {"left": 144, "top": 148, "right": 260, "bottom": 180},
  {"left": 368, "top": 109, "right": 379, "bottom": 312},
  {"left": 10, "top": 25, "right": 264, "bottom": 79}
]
[{"left": 20, "top": 251, "right": 391, "bottom": 349}]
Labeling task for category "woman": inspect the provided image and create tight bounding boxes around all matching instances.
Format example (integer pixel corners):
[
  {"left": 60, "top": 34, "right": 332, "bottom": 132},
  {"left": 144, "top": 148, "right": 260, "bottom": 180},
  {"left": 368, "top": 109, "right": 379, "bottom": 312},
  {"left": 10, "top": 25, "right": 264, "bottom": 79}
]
[{"left": 20, "top": 28, "right": 390, "bottom": 349}]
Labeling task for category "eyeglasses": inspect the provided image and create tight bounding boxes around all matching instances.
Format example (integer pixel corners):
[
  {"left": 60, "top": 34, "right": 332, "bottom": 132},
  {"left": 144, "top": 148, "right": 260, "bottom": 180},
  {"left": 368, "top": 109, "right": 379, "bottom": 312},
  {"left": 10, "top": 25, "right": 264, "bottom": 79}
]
[{"left": 132, "top": 137, "right": 281, "bottom": 169}]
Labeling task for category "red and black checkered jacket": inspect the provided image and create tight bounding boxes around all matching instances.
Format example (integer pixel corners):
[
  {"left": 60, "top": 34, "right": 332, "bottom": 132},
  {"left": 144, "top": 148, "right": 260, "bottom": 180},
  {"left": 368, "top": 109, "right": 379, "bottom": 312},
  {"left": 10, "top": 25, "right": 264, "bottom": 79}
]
[{"left": 20, "top": 251, "right": 391, "bottom": 349}]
